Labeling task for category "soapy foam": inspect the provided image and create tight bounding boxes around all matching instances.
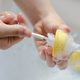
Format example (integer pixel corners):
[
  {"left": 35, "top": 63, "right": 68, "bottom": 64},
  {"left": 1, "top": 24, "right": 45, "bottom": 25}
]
[
  {"left": 46, "top": 32, "right": 80, "bottom": 60},
  {"left": 45, "top": 33, "right": 54, "bottom": 47}
]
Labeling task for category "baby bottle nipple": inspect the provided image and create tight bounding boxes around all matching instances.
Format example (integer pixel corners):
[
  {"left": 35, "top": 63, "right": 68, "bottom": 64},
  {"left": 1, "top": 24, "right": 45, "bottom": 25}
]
[
  {"left": 46, "top": 30, "right": 80, "bottom": 60},
  {"left": 32, "top": 29, "right": 80, "bottom": 70}
]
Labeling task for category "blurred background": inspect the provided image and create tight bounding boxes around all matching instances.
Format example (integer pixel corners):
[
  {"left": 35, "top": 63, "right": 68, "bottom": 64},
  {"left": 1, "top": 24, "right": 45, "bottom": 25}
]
[{"left": 0, "top": 0, "right": 80, "bottom": 80}]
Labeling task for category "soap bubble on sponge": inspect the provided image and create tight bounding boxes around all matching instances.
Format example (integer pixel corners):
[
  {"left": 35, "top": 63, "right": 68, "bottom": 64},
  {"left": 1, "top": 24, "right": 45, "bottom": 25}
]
[{"left": 46, "top": 30, "right": 80, "bottom": 60}]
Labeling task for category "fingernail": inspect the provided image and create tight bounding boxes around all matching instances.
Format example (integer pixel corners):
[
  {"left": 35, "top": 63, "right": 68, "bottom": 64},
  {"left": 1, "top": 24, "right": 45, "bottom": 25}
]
[
  {"left": 24, "top": 29, "right": 31, "bottom": 37},
  {"left": 48, "top": 50, "right": 51, "bottom": 55},
  {"left": 0, "top": 16, "right": 5, "bottom": 19}
]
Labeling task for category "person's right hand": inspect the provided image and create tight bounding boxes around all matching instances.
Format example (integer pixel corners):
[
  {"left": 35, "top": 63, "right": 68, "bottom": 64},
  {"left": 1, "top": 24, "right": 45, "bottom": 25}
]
[
  {"left": 33, "top": 13, "right": 71, "bottom": 70},
  {"left": 0, "top": 12, "right": 31, "bottom": 50}
]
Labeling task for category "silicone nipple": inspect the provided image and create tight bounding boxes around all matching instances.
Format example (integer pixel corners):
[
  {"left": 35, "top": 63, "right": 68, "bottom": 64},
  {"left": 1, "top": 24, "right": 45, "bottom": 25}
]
[
  {"left": 46, "top": 30, "right": 80, "bottom": 60},
  {"left": 52, "top": 30, "right": 67, "bottom": 58}
]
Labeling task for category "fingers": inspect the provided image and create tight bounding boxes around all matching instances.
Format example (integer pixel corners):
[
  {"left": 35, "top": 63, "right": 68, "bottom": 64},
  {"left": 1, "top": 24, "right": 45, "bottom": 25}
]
[
  {"left": 17, "top": 13, "right": 27, "bottom": 25},
  {"left": 43, "top": 18, "right": 70, "bottom": 35},
  {"left": 0, "top": 11, "right": 18, "bottom": 24},
  {"left": 0, "top": 23, "right": 32, "bottom": 38},
  {"left": 0, "top": 37, "right": 23, "bottom": 50},
  {"left": 37, "top": 40, "right": 56, "bottom": 67},
  {"left": 45, "top": 47, "right": 56, "bottom": 67},
  {"left": 58, "top": 25, "right": 71, "bottom": 33},
  {"left": 41, "top": 47, "right": 56, "bottom": 67},
  {"left": 37, "top": 42, "right": 46, "bottom": 61},
  {"left": 50, "top": 25, "right": 70, "bottom": 34},
  {"left": 0, "top": 12, "right": 32, "bottom": 38},
  {"left": 56, "top": 60, "right": 68, "bottom": 70},
  {"left": 40, "top": 46, "right": 68, "bottom": 69}
]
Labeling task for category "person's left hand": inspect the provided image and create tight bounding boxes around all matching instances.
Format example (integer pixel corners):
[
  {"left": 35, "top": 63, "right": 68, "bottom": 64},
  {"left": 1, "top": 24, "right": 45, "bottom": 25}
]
[{"left": 33, "top": 13, "right": 71, "bottom": 70}]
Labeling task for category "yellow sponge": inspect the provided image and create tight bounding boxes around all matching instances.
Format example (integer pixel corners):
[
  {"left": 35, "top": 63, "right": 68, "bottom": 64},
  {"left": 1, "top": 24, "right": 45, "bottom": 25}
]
[
  {"left": 52, "top": 30, "right": 67, "bottom": 57},
  {"left": 71, "top": 51, "right": 80, "bottom": 70}
]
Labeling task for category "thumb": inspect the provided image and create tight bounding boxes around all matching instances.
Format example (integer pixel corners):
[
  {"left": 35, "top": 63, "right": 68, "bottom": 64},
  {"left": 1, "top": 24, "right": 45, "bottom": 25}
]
[
  {"left": 44, "top": 19, "right": 70, "bottom": 35},
  {"left": 0, "top": 23, "right": 32, "bottom": 38},
  {"left": 58, "top": 25, "right": 71, "bottom": 33},
  {"left": 51, "top": 24, "right": 71, "bottom": 34}
]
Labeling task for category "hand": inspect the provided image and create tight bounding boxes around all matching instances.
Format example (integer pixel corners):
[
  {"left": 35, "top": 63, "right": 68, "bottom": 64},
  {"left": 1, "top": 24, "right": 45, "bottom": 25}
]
[
  {"left": 14, "top": 0, "right": 71, "bottom": 70},
  {"left": 0, "top": 12, "right": 31, "bottom": 50},
  {"left": 34, "top": 13, "right": 70, "bottom": 70},
  {"left": 0, "top": 11, "right": 18, "bottom": 24}
]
